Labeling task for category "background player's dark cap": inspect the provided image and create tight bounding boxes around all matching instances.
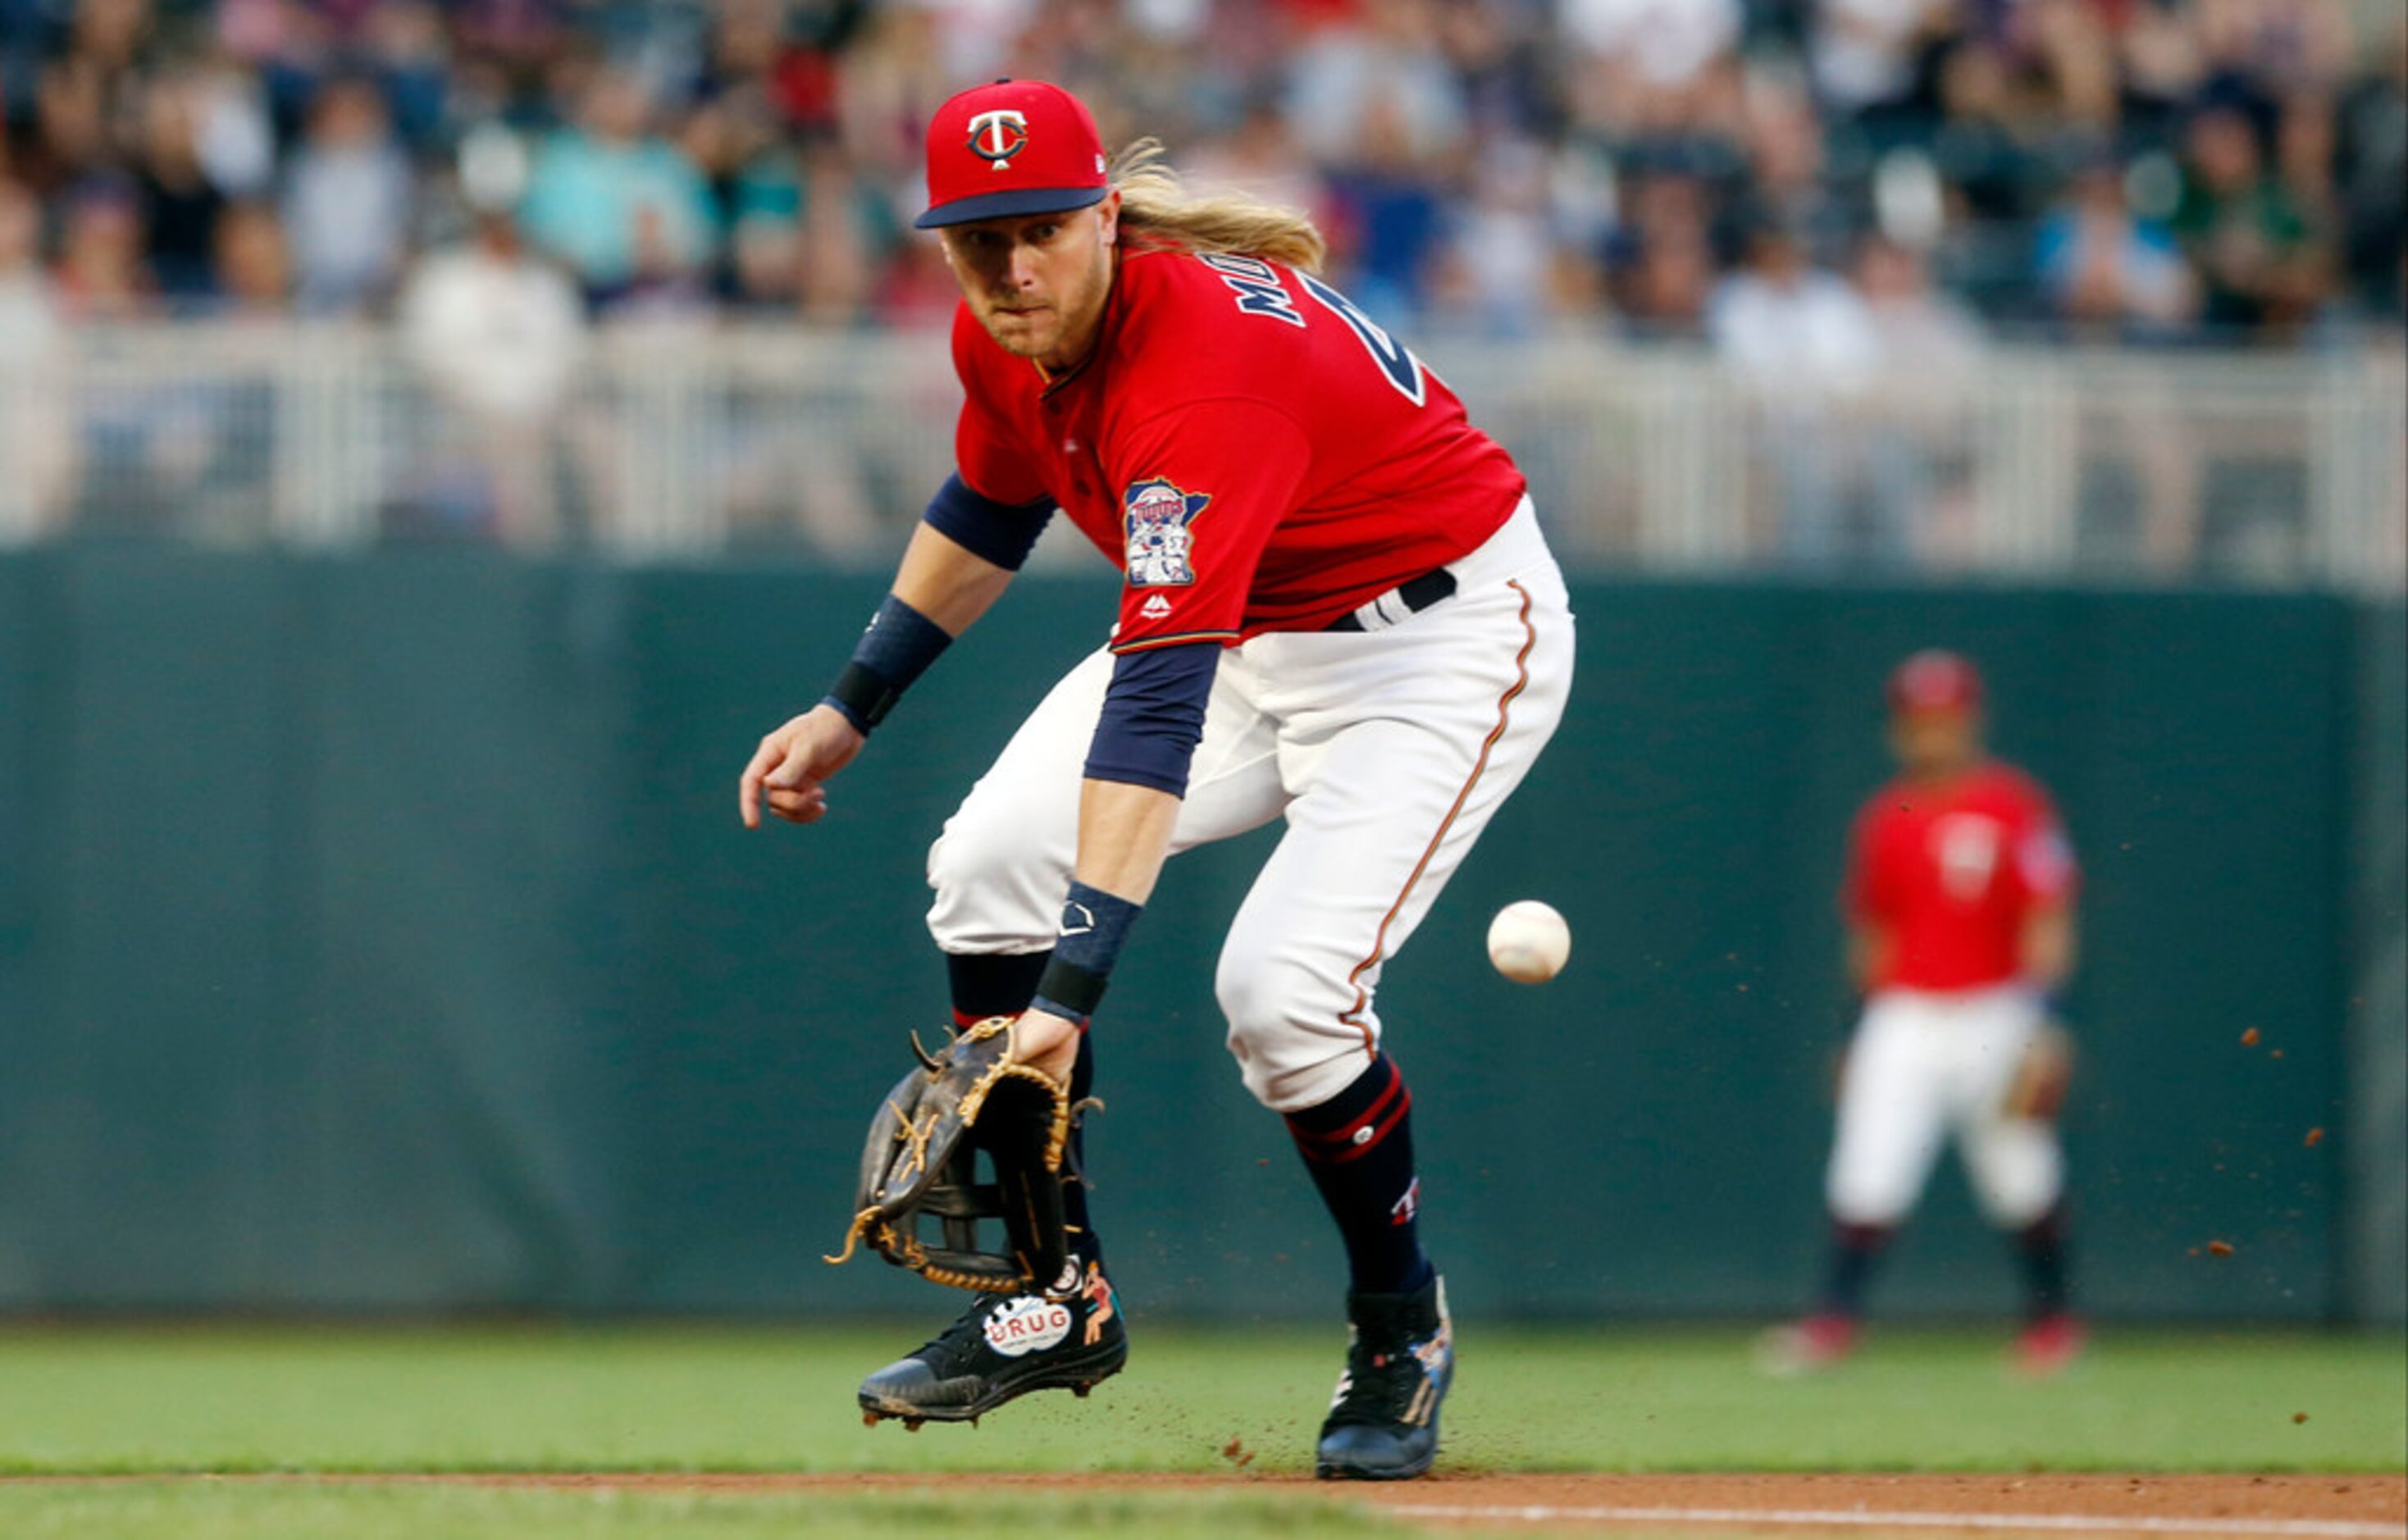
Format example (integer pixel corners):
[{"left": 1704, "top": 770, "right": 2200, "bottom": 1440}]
[
  {"left": 1886, "top": 649, "right": 1985, "bottom": 714},
  {"left": 915, "top": 80, "right": 1111, "bottom": 230}
]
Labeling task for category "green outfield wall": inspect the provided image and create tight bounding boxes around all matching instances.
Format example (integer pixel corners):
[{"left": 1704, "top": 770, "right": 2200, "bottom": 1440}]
[
  {"left": 0, "top": 548, "right": 2397, "bottom": 1323},
  {"left": 2347, "top": 601, "right": 2407, "bottom": 1325}
]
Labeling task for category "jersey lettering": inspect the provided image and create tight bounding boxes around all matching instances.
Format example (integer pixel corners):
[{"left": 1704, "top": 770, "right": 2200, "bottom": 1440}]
[
  {"left": 1198, "top": 253, "right": 1304, "bottom": 327},
  {"left": 1297, "top": 271, "right": 1427, "bottom": 406},
  {"left": 1931, "top": 814, "right": 2003, "bottom": 903}
]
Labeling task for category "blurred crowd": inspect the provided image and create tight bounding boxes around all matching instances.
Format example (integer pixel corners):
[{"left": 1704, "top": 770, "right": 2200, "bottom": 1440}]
[
  {"left": 1, "top": 0, "right": 2403, "bottom": 562},
  {"left": 0, "top": 0, "right": 2401, "bottom": 346}
]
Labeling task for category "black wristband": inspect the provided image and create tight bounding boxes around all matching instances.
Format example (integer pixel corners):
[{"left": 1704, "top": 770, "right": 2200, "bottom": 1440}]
[
  {"left": 1033, "top": 957, "right": 1109, "bottom": 1021},
  {"left": 820, "top": 595, "right": 951, "bottom": 736},
  {"left": 1030, "top": 880, "right": 1143, "bottom": 1025},
  {"left": 823, "top": 663, "right": 903, "bottom": 732}
]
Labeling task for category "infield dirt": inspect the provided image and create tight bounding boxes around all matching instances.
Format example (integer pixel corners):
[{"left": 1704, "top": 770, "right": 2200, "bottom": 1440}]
[{"left": 66, "top": 1470, "right": 2398, "bottom": 1533}]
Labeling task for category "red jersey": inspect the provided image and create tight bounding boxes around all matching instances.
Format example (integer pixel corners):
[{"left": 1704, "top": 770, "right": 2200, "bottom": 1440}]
[
  {"left": 950, "top": 248, "right": 1526, "bottom": 652},
  {"left": 1842, "top": 762, "right": 2077, "bottom": 993}
]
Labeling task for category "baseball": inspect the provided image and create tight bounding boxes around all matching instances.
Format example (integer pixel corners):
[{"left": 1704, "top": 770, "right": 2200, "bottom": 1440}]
[{"left": 1486, "top": 900, "right": 1570, "bottom": 983}]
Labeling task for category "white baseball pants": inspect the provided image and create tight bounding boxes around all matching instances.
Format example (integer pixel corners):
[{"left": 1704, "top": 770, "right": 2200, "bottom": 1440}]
[
  {"left": 927, "top": 499, "right": 1575, "bottom": 1112},
  {"left": 1825, "top": 985, "right": 2065, "bottom": 1229}
]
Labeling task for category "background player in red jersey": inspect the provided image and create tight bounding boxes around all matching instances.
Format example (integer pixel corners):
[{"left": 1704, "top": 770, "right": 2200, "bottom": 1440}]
[
  {"left": 1763, "top": 649, "right": 2085, "bottom": 1378},
  {"left": 736, "top": 80, "right": 1575, "bottom": 1478}
]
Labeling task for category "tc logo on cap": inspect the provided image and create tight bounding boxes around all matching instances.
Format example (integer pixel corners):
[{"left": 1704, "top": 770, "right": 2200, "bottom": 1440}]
[
  {"left": 966, "top": 108, "right": 1028, "bottom": 166},
  {"left": 917, "top": 79, "right": 1110, "bottom": 228}
]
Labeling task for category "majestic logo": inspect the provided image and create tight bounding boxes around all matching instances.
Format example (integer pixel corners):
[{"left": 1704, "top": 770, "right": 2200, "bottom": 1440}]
[
  {"left": 984, "top": 1296, "right": 1074, "bottom": 1357},
  {"left": 1123, "top": 478, "right": 1208, "bottom": 587},
  {"left": 966, "top": 108, "right": 1028, "bottom": 167},
  {"left": 1140, "top": 594, "right": 1172, "bottom": 620}
]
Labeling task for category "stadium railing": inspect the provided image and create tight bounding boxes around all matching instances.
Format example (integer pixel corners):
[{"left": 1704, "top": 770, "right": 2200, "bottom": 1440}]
[{"left": 1, "top": 321, "right": 2400, "bottom": 593}]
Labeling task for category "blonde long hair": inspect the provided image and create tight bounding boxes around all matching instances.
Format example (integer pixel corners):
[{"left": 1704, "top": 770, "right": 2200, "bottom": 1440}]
[{"left": 1111, "top": 139, "right": 1327, "bottom": 276}]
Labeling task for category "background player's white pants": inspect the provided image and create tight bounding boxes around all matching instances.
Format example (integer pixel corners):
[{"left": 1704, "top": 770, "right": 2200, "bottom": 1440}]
[
  {"left": 927, "top": 499, "right": 1575, "bottom": 1113},
  {"left": 1825, "top": 986, "right": 2064, "bottom": 1229}
]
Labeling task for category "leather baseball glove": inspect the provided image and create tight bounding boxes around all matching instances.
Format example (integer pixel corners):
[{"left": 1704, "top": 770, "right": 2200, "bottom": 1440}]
[
  {"left": 826, "top": 1015, "right": 1080, "bottom": 1294},
  {"left": 2002, "top": 1019, "right": 2076, "bottom": 1122}
]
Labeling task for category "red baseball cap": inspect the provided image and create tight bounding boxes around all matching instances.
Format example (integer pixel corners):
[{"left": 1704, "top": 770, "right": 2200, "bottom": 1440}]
[
  {"left": 915, "top": 79, "right": 1111, "bottom": 230},
  {"left": 1886, "top": 649, "right": 1985, "bottom": 714}
]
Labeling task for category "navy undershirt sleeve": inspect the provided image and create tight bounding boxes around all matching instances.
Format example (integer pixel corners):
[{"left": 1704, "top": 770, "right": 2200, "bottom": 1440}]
[
  {"left": 1083, "top": 640, "right": 1220, "bottom": 796},
  {"left": 923, "top": 473, "right": 1054, "bottom": 571}
]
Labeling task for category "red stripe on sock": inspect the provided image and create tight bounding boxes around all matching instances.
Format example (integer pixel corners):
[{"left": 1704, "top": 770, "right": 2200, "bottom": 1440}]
[
  {"left": 1320, "top": 1085, "right": 1413, "bottom": 1165},
  {"left": 1288, "top": 1061, "right": 1404, "bottom": 1155}
]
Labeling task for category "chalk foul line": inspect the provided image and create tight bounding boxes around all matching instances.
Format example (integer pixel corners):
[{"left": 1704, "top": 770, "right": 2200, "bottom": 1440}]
[{"left": 1384, "top": 1505, "right": 2403, "bottom": 1538}]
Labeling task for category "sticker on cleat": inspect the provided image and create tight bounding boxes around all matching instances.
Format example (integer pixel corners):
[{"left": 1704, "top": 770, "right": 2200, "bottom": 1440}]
[
  {"left": 983, "top": 1296, "right": 1074, "bottom": 1357},
  {"left": 1080, "top": 1261, "right": 1117, "bottom": 1346}
]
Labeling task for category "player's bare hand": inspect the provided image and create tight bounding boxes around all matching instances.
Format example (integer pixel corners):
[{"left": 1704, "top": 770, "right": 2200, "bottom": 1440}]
[
  {"left": 1010, "top": 1007, "right": 1081, "bottom": 1084},
  {"left": 739, "top": 705, "right": 866, "bottom": 828}
]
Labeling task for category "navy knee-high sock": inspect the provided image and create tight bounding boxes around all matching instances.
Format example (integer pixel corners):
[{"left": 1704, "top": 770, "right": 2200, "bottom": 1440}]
[
  {"left": 2012, "top": 1208, "right": 2072, "bottom": 1320},
  {"left": 945, "top": 950, "right": 1051, "bottom": 1023},
  {"left": 1284, "top": 1053, "right": 1433, "bottom": 1296},
  {"left": 1817, "top": 1221, "right": 1894, "bottom": 1319},
  {"left": 944, "top": 951, "right": 1101, "bottom": 1267}
]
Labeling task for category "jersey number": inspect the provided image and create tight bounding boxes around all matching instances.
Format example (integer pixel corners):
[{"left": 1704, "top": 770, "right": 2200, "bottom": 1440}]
[
  {"left": 1200, "top": 253, "right": 1430, "bottom": 407},
  {"left": 1298, "top": 272, "right": 1428, "bottom": 407}
]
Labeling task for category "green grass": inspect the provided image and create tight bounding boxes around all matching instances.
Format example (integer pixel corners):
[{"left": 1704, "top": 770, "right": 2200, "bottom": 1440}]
[
  {"left": 0, "top": 1485, "right": 1416, "bottom": 1540},
  {"left": 0, "top": 1323, "right": 2397, "bottom": 1477},
  {"left": 2, "top": 1324, "right": 2398, "bottom": 1538}
]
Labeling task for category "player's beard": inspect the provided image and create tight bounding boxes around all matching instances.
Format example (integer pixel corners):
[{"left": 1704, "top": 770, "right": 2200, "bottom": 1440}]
[{"left": 978, "top": 248, "right": 1113, "bottom": 370}]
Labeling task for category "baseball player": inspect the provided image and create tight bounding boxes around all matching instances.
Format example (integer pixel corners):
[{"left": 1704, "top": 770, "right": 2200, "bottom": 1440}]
[
  {"left": 1763, "top": 650, "right": 2085, "bottom": 1376},
  {"left": 737, "top": 80, "right": 1574, "bottom": 1478}
]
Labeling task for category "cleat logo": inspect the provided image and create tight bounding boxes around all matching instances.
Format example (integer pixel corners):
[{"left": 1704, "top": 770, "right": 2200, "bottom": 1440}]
[
  {"left": 1411, "top": 1319, "right": 1453, "bottom": 1379},
  {"left": 984, "top": 1296, "right": 1074, "bottom": 1357}
]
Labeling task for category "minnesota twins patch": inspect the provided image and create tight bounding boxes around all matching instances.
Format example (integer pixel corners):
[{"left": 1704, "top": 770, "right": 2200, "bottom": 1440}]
[{"left": 1123, "top": 478, "right": 1209, "bottom": 587}]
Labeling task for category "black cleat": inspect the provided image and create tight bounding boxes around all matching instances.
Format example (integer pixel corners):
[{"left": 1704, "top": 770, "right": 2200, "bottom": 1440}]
[
  {"left": 858, "top": 1258, "right": 1127, "bottom": 1426},
  {"left": 1315, "top": 1274, "right": 1453, "bottom": 1480}
]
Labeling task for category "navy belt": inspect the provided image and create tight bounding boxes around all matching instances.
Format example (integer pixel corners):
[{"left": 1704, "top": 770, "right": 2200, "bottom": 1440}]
[{"left": 1325, "top": 568, "right": 1459, "bottom": 633}]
